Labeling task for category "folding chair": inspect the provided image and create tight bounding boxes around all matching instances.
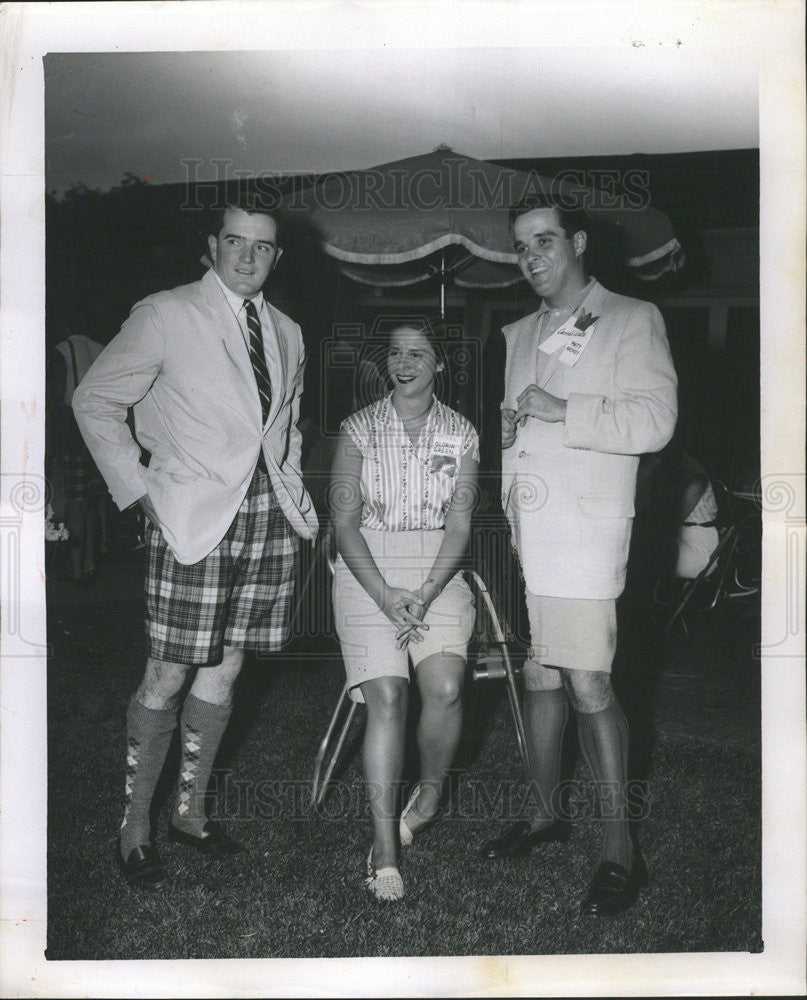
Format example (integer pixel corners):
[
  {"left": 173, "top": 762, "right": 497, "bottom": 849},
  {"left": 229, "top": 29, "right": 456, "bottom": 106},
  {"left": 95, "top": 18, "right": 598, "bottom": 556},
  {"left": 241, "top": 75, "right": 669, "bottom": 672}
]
[
  {"left": 724, "top": 493, "right": 761, "bottom": 598},
  {"left": 665, "top": 479, "right": 744, "bottom": 636},
  {"left": 310, "top": 548, "right": 530, "bottom": 810}
]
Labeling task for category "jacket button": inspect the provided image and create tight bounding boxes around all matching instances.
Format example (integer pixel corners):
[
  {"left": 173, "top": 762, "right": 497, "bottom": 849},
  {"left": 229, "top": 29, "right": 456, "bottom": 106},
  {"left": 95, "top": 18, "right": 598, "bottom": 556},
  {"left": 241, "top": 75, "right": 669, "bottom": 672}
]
[{"left": 518, "top": 450, "right": 526, "bottom": 458}]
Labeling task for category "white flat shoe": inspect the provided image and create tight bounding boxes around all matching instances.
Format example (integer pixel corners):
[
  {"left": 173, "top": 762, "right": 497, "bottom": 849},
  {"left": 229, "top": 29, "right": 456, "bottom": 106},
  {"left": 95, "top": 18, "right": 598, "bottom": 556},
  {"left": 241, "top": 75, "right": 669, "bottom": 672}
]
[
  {"left": 364, "top": 847, "right": 404, "bottom": 902},
  {"left": 399, "top": 783, "right": 421, "bottom": 847},
  {"left": 399, "top": 782, "right": 440, "bottom": 847}
]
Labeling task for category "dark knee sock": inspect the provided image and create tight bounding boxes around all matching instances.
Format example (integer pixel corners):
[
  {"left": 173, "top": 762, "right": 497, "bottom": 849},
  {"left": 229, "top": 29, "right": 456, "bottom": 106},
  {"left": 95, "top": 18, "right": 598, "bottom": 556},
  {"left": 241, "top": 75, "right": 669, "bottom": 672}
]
[
  {"left": 576, "top": 701, "right": 633, "bottom": 869},
  {"left": 170, "top": 694, "right": 232, "bottom": 836},
  {"left": 523, "top": 687, "right": 570, "bottom": 829},
  {"left": 120, "top": 696, "right": 178, "bottom": 856}
]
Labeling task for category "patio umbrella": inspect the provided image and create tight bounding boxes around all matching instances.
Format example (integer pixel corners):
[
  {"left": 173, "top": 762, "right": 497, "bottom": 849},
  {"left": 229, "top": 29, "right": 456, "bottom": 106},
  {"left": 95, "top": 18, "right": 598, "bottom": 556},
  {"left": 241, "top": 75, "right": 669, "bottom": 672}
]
[{"left": 282, "top": 146, "right": 684, "bottom": 316}]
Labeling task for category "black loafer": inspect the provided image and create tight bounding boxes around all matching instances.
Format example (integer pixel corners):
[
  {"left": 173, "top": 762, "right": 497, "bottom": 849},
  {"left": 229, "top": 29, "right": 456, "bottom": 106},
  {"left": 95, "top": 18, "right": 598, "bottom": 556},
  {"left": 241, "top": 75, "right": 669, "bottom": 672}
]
[
  {"left": 580, "top": 853, "right": 648, "bottom": 916},
  {"left": 478, "top": 820, "right": 570, "bottom": 859},
  {"left": 167, "top": 820, "right": 245, "bottom": 858},
  {"left": 115, "top": 839, "right": 169, "bottom": 891}
]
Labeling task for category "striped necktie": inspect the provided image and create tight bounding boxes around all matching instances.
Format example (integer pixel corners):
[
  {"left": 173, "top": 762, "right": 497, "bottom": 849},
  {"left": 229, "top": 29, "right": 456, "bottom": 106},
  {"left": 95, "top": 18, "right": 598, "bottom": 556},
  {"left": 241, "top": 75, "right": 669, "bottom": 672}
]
[{"left": 243, "top": 298, "right": 272, "bottom": 422}]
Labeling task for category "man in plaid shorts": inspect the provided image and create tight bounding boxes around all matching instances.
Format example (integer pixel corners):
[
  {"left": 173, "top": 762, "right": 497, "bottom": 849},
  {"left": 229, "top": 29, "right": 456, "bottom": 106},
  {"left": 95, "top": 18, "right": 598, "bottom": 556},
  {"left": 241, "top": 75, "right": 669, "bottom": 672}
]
[{"left": 73, "top": 198, "right": 319, "bottom": 890}]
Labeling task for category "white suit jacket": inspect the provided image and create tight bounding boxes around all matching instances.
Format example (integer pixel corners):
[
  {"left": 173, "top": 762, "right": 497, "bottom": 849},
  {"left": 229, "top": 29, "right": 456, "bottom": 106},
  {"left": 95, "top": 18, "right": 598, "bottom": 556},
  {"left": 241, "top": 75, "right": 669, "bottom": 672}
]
[
  {"left": 73, "top": 268, "right": 318, "bottom": 564},
  {"left": 501, "top": 280, "right": 677, "bottom": 599}
]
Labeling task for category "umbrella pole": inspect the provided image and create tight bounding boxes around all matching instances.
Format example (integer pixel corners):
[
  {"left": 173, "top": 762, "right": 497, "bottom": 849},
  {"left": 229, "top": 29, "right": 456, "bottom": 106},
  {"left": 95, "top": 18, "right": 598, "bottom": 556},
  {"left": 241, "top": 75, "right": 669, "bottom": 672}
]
[{"left": 440, "top": 249, "right": 446, "bottom": 320}]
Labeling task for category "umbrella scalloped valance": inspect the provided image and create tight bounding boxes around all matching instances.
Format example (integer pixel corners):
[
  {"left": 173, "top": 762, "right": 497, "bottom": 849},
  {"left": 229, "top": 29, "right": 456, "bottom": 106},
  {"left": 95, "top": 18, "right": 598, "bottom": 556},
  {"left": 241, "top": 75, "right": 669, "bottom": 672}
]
[{"left": 283, "top": 147, "right": 684, "bottom": 290}]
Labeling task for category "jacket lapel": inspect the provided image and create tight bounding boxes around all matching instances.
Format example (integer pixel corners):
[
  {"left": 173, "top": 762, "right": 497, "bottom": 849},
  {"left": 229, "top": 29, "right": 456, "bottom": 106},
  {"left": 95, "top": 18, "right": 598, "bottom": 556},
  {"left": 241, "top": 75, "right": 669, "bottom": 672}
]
[
  {"left": 538, "top": 280, "right": 605, "bottom": 391},
  {"left": 536, "top": 320, "right": 564, "bottom": 390},
  {"left": 202, "top": 270, "right": 297, "bottom": 432},
  {"left": 201, "top": 269, "right": 263, "bottom": 424},
  {"left": 535, "top": 309, "right": 567, "bottom": 391},
  {"left": 262, "top": 302, "right": 291, "bottom": 429}
]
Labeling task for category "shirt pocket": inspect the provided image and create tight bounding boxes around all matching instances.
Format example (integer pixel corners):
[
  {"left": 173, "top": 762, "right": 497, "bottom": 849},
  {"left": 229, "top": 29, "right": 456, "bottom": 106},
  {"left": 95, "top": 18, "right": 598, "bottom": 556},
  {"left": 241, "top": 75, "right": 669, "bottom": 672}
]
[{"left": 430, "top": 454, "right": 458, "bottom": 477}]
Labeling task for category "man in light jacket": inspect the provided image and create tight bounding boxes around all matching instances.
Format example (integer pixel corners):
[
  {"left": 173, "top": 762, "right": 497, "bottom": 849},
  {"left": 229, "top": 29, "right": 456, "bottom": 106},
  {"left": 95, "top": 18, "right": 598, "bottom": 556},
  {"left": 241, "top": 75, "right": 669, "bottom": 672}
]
[
  {"left": 73, "top": 198, "right": 318, "bottom": 890},
  {"left": 478, "top": 195, "right": 677, "bottom": 916}
]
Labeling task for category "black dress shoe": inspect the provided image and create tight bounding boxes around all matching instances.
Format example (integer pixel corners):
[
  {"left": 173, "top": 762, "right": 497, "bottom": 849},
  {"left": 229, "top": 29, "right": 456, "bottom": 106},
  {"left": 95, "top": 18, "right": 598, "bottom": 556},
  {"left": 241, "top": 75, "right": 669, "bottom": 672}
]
[
  {"left": 115, "top": 839, "right": 169, "bottom": 891},
  {"left": 478, "top": 820, "right": 570, "bottom": 859},
  {"left": 580, "top": 853, "right": 648, "bottom": 916},
  {"left": 167, "top": 820, "right": 245, "bottom": 858}
]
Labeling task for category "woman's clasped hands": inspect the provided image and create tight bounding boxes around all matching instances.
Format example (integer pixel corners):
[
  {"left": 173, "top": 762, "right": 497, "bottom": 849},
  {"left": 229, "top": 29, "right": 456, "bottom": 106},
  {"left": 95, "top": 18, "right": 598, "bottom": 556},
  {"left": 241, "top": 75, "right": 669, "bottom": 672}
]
[{"left": 378, "top": 584, "right": 430, "bottom": 650}]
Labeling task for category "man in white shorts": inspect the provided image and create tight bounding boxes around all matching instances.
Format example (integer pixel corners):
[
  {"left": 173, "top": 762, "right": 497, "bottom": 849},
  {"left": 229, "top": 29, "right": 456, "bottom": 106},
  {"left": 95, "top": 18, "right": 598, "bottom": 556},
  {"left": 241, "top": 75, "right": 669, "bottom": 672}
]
[{"left": 478, "top": 195, "right": 677, "bottom": 916}]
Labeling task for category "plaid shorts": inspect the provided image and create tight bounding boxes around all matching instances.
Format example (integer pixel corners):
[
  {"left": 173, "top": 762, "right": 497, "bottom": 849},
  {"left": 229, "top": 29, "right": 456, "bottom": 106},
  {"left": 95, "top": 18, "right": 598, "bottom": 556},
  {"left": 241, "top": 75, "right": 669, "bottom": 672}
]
[{"left": 145, "top": 469, "right": 298, "bottom": 665}]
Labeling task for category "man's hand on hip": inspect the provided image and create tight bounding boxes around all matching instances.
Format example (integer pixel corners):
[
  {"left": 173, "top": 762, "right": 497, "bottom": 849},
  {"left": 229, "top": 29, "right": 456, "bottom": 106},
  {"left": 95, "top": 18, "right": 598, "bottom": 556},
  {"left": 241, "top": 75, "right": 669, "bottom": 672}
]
[
  {"left": 514, "top": 385, "right": 567, "bottom": 425},
  {"left": 501, "top": 408, "right": 517, "bottom": 449},
  {"left": 138, "top": 494, "right": 159, "bottom": 527}
]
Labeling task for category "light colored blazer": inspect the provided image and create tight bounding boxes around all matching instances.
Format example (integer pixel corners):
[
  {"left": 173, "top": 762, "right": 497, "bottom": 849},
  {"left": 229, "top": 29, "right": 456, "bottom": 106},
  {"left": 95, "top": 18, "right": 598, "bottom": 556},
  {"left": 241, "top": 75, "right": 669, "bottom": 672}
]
[
  {"left": 73, "top": 268, "right": 318, "bottom": 564},
  {"left": 501, "top": 280, "right": 677, "bottom": 599}
]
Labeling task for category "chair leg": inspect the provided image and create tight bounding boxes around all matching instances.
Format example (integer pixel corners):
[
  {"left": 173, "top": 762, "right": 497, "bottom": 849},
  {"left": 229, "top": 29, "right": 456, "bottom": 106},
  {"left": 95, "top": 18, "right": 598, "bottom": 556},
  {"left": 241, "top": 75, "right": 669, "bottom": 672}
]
[
  {"left": 666, "top": 526, "right": 739, "bottom": 632},
  {"left": 726, "top": 560, "right": 760, "bottom": 599},
  {"left": 467, "top": 570, "right": 531, "bottom": 779},
  {"left": 705, "top": 531, "right": 740, "bottom": 612},
  {"left": 500, "top": 643, "right": 531, "bottom": 779},
  {"left": 311, "top": 682, "right": 361, "bottom": 809},
  {"left": 667, "top": 578, "right": 697, "bottom": 631}
]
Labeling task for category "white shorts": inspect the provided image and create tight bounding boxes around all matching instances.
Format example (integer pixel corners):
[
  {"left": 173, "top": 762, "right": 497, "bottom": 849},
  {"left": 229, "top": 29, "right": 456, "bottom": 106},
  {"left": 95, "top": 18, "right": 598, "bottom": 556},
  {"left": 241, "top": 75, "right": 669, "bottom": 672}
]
[
  {"left": 523, "top": 591, "right": 617, "bottom": 684},
  {"left": 332, "top": 528, "right": 475, "bottom": 703}
]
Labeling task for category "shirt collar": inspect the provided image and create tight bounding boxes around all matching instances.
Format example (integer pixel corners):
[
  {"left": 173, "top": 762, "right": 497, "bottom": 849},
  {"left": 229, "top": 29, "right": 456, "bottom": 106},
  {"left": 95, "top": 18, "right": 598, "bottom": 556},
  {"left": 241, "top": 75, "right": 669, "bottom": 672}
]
[
  {"left": 378, "top": 392, "right": 442, "bottom": 427},
  {"left": 211, "top": 268, "right": 264, "bottom": 316},
  {"left": 536, "top": 276, "right": 597, "bottom": 320}
]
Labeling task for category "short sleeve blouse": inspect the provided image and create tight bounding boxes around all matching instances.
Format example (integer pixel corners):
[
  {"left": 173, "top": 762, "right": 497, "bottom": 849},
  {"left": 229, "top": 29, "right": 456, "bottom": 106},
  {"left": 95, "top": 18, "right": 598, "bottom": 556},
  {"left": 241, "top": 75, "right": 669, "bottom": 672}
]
[
  {"left": 341, "top": 394, "right": 479, "bottom": 532},
  {"left": 684, "top": 481, "right": 719, "bottom": 526}
]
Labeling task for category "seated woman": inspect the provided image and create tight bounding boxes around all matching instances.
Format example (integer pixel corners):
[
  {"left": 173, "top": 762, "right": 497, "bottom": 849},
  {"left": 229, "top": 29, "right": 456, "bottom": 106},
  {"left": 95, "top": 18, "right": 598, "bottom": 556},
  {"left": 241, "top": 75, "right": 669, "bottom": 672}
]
[
  {"left": 330, "top": 319, "right": 479, "bottom": 902},
  {"left": 639, "top": 444, "right": 720, "bottom": 584},
  {"left": 676, "top": 452, "right": 720, "bottom": 579}
]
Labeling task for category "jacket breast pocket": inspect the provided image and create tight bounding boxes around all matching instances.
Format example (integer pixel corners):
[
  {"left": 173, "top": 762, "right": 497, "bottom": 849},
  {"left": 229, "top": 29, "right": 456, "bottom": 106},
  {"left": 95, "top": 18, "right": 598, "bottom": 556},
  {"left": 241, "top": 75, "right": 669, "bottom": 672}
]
[{"left": 578, "top": 495, "right": 635, "bottom": 519}]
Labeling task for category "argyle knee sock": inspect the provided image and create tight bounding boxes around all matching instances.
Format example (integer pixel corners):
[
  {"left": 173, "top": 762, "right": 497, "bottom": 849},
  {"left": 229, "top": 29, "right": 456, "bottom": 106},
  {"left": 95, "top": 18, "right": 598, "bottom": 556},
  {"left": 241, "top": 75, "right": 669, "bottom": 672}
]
[
  {"left": 119, "top": 697, "right": 178, "bottom": 857},
  {"left": 523, "top": 687, "right": 570, "bottom": 829},
  {"left": 170, "top": 694, "right": 232, "bottom": 836},
  {"left": 576, "top": 700, "right": 633, "bottom": 870}
]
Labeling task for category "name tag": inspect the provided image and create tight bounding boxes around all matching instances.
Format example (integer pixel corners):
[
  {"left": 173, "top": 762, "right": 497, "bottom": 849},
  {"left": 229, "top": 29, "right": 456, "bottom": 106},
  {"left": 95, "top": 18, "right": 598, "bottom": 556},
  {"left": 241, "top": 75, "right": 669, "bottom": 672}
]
[
  {"left": 431, "top": 435, "right": 462, "bottom": 474},
  {"left": 538, "top": 310, "right": 598, "bottom": 368}
]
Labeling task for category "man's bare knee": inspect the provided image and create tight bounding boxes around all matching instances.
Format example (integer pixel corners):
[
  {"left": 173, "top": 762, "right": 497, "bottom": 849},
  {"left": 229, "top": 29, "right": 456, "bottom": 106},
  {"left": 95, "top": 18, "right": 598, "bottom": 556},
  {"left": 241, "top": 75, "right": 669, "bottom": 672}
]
[
  {"left": 523, "top": 657, "right": 564, "bottom": 692},
  {"left": 189, "top": 645, "right": 245, "bottom": 706},
  {"left": 136, "top": 657, "right": 193, "bottom": 710},
  {"left": 560, "top": 668, "right": 615, "bottom": 714}
]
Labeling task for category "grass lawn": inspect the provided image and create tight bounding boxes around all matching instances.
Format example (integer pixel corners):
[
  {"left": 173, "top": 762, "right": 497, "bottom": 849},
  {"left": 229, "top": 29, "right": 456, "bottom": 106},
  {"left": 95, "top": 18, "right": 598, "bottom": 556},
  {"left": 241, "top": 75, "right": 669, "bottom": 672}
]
[{"left": 46, "top": 590, "right": 761, "bottom": 960}]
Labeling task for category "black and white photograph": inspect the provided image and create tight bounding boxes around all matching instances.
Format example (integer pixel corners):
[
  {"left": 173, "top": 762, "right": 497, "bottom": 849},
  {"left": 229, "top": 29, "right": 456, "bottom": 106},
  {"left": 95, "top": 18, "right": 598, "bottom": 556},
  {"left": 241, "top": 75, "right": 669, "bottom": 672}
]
[{"left": 1, "top": 1, "right": 804, "bottom": 996}]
